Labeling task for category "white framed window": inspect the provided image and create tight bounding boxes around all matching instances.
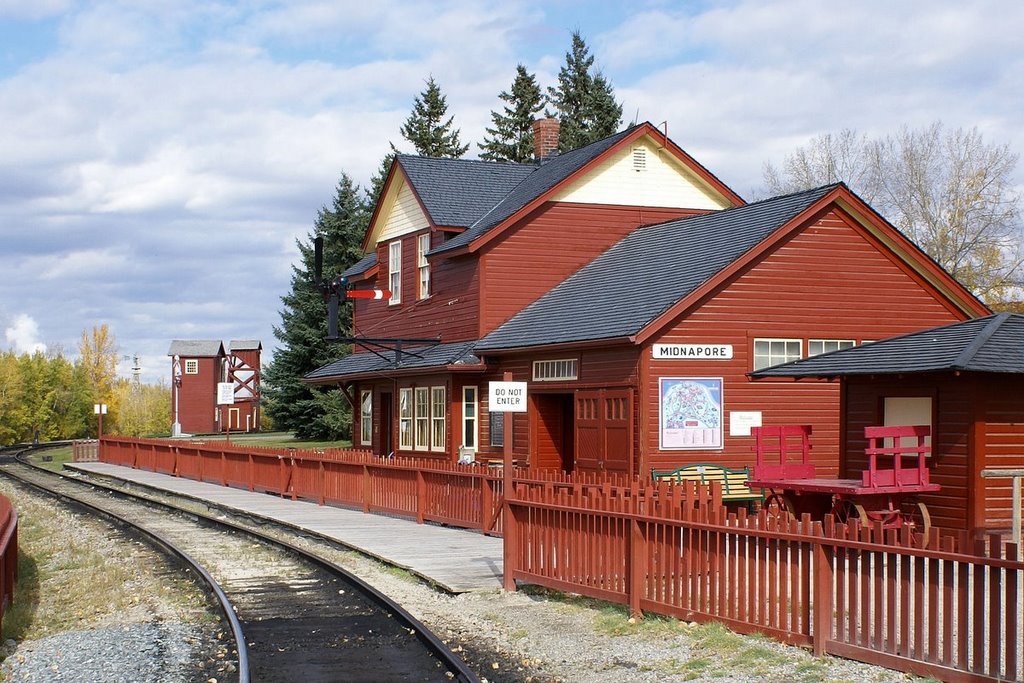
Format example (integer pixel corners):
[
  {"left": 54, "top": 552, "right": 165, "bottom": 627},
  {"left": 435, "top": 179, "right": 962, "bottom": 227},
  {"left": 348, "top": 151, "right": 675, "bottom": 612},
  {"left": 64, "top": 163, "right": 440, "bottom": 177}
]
[
  {"left": 462, "top": 386, "right": 477, "bottom": 452},
  {"left": 808, "top": 339, "right": 856, "bottom": 357},
  {"left": 414, "top": 387, "right": 430, "bottom": 450},
  {"left": 360, "top": 390, "right": 372, "bottom": 446},
  {"left": 533, "top": 358, "right": 578, "bottom": 381},
  {"left": 398, "top": 388, "right": 412, "bottom": 449},
  {"left": 184, "top": 359, "right": 199, "bottom": 374},
  {"left": 417, "top": 233, "right": 431, "bottom": 300},
  {"left": 431, "top": 386, "right": 445, "bottom": 452},
  {"left": 753, "top": 338, "right": 802, "bottom": 370},
  {"left": 388, "top": 240, "right": 402, "bottom": 305}
]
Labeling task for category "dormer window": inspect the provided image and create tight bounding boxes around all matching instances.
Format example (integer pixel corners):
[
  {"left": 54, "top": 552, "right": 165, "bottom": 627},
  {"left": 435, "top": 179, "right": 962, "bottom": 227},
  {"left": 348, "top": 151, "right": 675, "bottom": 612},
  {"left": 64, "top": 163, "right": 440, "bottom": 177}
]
[{"left": 388, "top": 240, "right": 402, "bottom": 305}]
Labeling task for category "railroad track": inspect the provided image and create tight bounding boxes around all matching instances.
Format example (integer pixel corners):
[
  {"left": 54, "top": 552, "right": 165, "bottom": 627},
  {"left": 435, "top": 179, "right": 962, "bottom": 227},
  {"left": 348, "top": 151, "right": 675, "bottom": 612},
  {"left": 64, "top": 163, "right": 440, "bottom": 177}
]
[{"left": 0, "top": 449, "right": 479, "bottom": 683}]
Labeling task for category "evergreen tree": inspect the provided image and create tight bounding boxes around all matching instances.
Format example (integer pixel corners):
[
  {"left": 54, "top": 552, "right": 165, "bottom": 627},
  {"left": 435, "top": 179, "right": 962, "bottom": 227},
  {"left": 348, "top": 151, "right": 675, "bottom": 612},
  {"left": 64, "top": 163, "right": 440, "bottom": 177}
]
[
  {"left": 263, "top": 173, "right": 369, "bottom": 440},
  {"left": 547, "top": 31, "right": 623, "bottom": 152},
  {"left": 479, "top": 64, "right": 544, "bottom": 162},
  {"left": 394, "top": 76, "right": 469, "bottom": 158}
]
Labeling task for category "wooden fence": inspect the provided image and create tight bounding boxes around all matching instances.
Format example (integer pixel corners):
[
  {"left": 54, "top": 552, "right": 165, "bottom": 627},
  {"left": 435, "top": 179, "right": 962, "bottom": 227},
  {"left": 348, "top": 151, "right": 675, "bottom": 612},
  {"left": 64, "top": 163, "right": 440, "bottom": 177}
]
[
  {"left": 505, "top": 481, "right": 1024, "bottom": 683},
  {"left": 98, "top": 437, "right": 1023, "bottom": 682},
  {"left": 0, "top": 495, "right": 17, "bottom": 627},
  {"left": 72, "top": 439, "right": 99, "bottom": 462}
]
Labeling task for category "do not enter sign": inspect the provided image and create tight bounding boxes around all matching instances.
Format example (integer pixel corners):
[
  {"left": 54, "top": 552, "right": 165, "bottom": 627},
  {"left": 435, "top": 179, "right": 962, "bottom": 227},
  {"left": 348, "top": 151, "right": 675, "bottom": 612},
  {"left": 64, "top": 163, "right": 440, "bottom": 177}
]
[{"left": 488, "top": 381, "right": 527, "bottom": 413}]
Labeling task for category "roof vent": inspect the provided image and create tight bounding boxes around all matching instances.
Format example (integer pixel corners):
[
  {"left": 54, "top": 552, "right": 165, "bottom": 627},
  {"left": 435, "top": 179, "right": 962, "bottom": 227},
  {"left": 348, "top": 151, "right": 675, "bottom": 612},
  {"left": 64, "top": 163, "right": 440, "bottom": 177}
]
[{"left": 632, "top": 147, "right": 647, "bottom": 172}]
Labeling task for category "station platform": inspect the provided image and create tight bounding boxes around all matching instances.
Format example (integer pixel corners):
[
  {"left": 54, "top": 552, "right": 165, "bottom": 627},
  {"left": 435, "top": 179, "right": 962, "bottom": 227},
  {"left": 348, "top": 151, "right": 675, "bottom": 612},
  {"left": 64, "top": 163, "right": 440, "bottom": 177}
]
[{"left": 66, "top": 462, "right": 504, "bottom": 594}]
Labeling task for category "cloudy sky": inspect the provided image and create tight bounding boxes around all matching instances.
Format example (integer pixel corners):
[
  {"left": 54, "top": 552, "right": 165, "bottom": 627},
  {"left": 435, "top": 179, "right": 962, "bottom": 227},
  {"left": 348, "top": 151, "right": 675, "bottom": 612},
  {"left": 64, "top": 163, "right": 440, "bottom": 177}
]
[{"left": 1, "top": 0, "right": 1021, "bottom": 384}]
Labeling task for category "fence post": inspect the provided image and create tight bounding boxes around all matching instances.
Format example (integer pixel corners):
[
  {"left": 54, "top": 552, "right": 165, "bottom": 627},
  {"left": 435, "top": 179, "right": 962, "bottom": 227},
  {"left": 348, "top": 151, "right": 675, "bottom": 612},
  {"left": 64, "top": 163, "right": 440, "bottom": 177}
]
[
  {"left": 416, "top": 469, "right": 426, "bottom": 524},
  {"left": 482, "top": 474, "right": 494, "bottom": 532},
  {"left": 811, "top": 532, "right": 833, "bottom": 656},
  {"left": 628, "top": 517, "right": 646, "bottom": 618},
  {"left": 503, "top": 497, "right": 517, "bottom": 591},
  {"left": 362, "top": 464, "right": 371, "bottom": 513}
]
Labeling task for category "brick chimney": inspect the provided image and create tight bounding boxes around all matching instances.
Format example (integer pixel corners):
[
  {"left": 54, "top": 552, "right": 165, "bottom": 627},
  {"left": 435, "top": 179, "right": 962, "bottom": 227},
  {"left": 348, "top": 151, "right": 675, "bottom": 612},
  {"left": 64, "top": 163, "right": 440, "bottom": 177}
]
[{"left": 532, "top": 117, "right": 560, "bottom": 162}]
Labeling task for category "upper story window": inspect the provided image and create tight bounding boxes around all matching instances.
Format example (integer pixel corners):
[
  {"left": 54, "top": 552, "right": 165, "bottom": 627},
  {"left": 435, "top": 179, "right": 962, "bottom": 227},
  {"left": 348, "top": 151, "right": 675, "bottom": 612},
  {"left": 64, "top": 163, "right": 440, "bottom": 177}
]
[
  {"left": 808, "top": 339, "right": 856, "bottom": 357},
  {"left": 388, "top": 240, "right": 402, "bottom": 305},
  {"left": 533, "top": 359, "right": 578, "bottom": 381},
  {"left": 753, "top": 338, "right": 801, "bottom": 370},
  {"left": 417, "top": 233, "right": 431, "bottom": 299},
  {"left": 184, "top": 359, "right": 199, "bottom": 374}
]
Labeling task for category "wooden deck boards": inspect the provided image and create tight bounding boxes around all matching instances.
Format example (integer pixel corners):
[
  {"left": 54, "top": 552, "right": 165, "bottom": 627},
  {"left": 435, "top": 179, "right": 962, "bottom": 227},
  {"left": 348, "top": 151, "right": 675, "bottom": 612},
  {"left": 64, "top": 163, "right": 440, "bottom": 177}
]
[{"left": 67, "top": 462, "right": 503, "bottom": 593}]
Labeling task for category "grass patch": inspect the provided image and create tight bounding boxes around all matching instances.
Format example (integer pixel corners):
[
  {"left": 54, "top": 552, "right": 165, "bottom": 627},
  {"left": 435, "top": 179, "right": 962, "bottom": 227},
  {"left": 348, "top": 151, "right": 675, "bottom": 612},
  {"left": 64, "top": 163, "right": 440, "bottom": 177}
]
[
  {"left": 25, "top": 445, "right": 73, "bottom": 473},
  {"left": 0, "top": 480, "right": 212, "bottom": 644}
]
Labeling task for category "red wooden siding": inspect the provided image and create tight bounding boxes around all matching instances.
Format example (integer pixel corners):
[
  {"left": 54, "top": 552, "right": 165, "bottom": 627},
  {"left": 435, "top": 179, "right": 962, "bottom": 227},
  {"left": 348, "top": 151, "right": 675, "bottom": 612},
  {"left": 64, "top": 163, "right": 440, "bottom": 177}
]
[
  {"left": 842, "top": 376, "right": 972, "bottom": 532},
  {"left": 481, "top": 203, "right": 704, "bottom": 335},
  {"left": 643, "top": 207, "right": 969, "bottom": 476},
  {"left": 981, "top": 375, "right": 1024, "bottom": 531},
  {"left": 351, "top": 231, "right": 480, "bottom": 345},
  {"left": 176, "top": 355, "right": 222, "bottom": 434}
]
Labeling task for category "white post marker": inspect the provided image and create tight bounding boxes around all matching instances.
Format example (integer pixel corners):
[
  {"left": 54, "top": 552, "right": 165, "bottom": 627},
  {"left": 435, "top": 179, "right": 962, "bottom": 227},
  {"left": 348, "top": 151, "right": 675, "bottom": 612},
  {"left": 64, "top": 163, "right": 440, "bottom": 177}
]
[{"left": 488, "top": 381, "right": 527, "bottom": 413}]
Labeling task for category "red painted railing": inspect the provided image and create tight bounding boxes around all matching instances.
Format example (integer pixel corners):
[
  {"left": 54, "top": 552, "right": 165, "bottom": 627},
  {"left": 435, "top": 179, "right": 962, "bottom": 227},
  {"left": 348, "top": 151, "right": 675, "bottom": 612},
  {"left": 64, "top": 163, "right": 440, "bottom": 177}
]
[
  {"left": 100, "top": 437, "right": 512, "bottom": 534},
  {"left": 0, "top": 495, "right": 18, "bottom": 627},
  {"left": 98, "top": 437, "right": 1024, "bottom": 681},
  {"left": 504, "top": 480, "right": 1024, "bottom": 683}
]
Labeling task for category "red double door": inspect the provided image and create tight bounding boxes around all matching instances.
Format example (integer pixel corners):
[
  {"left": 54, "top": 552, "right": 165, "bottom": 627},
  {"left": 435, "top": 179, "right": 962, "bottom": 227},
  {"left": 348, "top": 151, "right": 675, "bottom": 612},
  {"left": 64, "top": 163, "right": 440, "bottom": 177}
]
[{"left": 574, "top": 388, "right": 633, "bottom": 475}]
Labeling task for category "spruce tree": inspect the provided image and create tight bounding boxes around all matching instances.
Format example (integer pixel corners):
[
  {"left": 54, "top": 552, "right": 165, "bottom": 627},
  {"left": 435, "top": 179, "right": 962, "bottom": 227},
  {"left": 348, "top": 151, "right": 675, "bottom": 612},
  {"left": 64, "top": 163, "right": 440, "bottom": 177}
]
[
  {"left": 479, "top": 64, "right": 544, "bottom": 162},
  {"left": 395, "top": 76, "right": 469, "bottom": 158},
  {"left": 263, "top": 173, "right": 369, "bottom": 440},
  {"left": 547, "top": 31, "right": 623, "bottom": 151}
]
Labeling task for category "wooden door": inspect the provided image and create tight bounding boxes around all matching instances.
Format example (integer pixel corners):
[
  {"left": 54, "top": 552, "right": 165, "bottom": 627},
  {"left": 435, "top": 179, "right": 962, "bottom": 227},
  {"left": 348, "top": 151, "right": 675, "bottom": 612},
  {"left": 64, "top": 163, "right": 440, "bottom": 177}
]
[{"left": 574, "top": 389, "right": 633, "bottom": 475}]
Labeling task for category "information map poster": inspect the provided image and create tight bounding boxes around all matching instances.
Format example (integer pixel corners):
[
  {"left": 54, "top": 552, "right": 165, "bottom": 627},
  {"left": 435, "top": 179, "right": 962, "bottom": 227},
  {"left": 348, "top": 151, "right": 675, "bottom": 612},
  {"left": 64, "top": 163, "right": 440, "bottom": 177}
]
[{"left": 659, "top": 377, "right": 723, "bottom": 450}]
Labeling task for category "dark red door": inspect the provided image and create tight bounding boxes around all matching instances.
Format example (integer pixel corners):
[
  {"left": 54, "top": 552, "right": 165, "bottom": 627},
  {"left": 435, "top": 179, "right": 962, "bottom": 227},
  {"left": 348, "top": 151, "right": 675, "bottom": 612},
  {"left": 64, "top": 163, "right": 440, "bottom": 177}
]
[{"left": 574, "top": 388, "right": 633, "bottom": 475}]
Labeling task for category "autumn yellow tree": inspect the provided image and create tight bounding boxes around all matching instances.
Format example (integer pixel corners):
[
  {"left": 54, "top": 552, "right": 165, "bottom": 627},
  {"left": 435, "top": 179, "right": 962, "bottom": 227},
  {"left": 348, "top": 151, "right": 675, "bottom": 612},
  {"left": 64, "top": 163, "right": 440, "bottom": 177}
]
[
  {"left": 78, "top": 324, "right": 120, "bottom": 430},
  {"left": 110, "top": 379, "right": 171, "bottom": 437}
]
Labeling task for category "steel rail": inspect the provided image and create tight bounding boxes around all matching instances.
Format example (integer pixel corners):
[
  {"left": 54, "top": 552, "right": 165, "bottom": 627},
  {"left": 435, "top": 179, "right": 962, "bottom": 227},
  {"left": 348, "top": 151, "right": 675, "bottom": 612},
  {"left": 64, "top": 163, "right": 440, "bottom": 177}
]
[
  {"left": 7, "top": 446, "right": 480, "bottom": 683},
  {"left": 0, "top": 446, "right": 250, "bottom": 683}
]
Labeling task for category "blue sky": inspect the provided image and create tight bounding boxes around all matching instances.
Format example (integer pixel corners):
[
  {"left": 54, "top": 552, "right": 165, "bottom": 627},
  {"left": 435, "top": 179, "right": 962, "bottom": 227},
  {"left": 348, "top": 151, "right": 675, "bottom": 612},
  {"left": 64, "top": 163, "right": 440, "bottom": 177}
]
[{"left": 1, "top": 0, "right": 1021, "bottom": 383}]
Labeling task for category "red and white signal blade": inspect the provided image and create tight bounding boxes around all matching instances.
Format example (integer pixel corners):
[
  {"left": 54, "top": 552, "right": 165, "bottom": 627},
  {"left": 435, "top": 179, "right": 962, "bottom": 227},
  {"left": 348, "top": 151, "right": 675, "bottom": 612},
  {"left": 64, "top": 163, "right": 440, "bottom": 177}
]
[{"left": 346, "top": 289, "right": 391, "bottom": 300}]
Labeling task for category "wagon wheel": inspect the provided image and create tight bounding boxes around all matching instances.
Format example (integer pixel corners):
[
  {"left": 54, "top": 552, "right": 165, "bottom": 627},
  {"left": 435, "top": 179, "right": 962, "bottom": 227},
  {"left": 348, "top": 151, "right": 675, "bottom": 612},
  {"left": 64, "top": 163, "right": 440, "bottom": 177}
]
[
  {"left": 830, "top": 498, "right": 867, "bottom": 529},
  {"left": 762, "top": 492, "right": 795, "bottom": 521},
  {"left": 902, "top": 501, "right": 932, "bottom": 548}
]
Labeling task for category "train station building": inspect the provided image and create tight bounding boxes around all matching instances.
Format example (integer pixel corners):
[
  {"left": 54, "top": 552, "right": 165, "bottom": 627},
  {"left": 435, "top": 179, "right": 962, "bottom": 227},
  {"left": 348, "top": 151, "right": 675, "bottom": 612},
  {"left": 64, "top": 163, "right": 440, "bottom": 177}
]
[{"left": 305, "top": 120, "right": 987, "bottom": 478}]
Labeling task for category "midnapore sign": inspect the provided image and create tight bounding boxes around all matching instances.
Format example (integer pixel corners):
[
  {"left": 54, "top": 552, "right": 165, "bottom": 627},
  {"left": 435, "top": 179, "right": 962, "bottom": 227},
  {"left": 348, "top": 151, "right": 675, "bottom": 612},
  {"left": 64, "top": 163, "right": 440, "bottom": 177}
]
[{"left": 652, "top": 344, "right": 734, "bottom": 360}]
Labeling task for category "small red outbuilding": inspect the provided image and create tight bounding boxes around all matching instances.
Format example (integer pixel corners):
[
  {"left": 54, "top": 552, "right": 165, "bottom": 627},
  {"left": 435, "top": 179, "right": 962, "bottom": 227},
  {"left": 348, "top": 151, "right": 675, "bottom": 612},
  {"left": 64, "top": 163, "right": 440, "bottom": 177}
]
[{"left": 752, "top": 313, "right": 1024, "bottom": 537}]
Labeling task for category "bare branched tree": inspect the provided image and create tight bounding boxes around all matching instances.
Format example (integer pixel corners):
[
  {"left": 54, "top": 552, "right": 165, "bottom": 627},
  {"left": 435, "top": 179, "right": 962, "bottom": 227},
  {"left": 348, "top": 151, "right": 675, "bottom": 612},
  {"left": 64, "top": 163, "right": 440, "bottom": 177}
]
[{"left": 763, "top": 123, "right": 1022, "bottom": 304}]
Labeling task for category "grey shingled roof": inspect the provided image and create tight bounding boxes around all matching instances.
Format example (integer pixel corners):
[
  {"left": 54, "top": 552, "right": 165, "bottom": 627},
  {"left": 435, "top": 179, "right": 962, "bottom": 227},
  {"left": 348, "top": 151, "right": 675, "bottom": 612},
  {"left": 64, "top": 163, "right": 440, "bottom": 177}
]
[
  {"left": 433, "top": 125, "right": 641, "bottom": 254},
  {"left": 305, "top": 341, "right": 481, "bottom": 381},
  {"left": 751, "top": 313, "right": 1018, "bottom": 378},
  {"left": 397, "top": 155, "right": 534, "bottom": 228},
  {"left": 167, "top": 340, "right": 224, "bottom": 357},
  {"left": 475, "top": 184, "right": 837, "bottom": 351},
  {"left": 229, "top": 340, "right": 261, "bottom": 351},
  {"left": 341, "top": 252, "right": 378, "bottom": 279}
]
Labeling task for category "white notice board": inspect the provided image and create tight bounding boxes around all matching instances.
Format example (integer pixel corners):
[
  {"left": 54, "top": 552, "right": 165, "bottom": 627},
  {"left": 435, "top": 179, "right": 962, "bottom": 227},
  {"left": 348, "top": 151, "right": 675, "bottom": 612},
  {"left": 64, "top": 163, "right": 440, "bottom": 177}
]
[
  {"left": 217, "top": 382, "right": 235, "bottom": 405},
  {"left": 488, "top": 381, "right": 527, "bottom": 412}
]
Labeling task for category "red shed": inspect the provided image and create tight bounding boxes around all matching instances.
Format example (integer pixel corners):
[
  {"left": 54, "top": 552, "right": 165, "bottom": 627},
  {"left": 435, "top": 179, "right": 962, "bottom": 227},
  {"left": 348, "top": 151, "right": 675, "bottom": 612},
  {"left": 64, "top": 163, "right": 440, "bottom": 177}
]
[
  {"left": 226, "top": 340, "right": 262, "bottom": 433},
  {"left": 752, "top": 313, "right": 1024, "bottom": 537},
  {"left": 169, "top": 340, "right": 225, "bottom": 435}
]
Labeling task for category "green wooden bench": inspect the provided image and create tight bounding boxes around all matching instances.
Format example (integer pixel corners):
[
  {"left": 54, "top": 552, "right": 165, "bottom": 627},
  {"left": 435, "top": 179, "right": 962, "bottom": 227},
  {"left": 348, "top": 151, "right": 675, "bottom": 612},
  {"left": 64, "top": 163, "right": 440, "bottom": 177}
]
[{"left": 652, "top": 463, "right": 763, "bottom": 507}]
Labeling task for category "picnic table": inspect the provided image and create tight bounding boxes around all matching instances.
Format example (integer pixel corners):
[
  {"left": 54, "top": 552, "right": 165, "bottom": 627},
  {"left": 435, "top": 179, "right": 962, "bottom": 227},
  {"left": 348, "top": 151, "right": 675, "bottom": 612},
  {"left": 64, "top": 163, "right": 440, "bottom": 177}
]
[{"left": 747, "top": 424, "right": 940, "bottom": 542}]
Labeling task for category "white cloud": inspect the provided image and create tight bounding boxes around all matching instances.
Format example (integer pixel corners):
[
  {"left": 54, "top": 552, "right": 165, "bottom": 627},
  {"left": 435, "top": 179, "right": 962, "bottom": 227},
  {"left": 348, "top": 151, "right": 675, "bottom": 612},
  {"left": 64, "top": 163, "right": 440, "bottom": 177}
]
[{"left": 4, "top": 314, "right": 46, "bottom": 354}]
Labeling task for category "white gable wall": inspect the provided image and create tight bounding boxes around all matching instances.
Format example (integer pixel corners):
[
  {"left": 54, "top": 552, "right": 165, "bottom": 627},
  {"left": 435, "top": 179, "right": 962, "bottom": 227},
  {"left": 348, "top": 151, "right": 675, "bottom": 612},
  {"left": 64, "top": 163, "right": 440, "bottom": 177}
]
[
  {"left": 377, "top": 178, "right": 430, "bottom": 244},
  {"left": 552, "top": 137, "right": 730, "bottom": 210}
]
